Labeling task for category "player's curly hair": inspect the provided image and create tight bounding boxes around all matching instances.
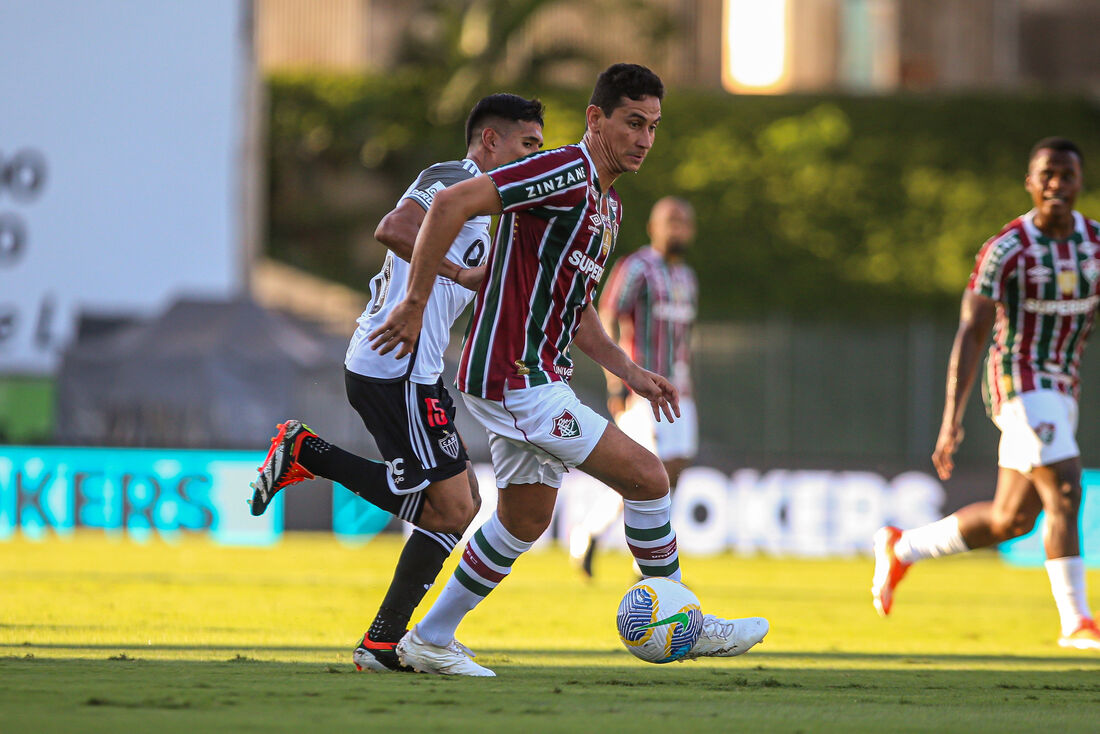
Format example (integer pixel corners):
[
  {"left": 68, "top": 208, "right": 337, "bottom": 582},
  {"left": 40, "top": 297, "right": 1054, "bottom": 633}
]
[
  {"left": 465, "top": 94, "right": 545, "bottom": 147},
  {"left": 589, "top": 63, "right": 664, "bottom": 117},
  {"left": 1030, "top": 137, "right": 1084, "bottom": 167}
]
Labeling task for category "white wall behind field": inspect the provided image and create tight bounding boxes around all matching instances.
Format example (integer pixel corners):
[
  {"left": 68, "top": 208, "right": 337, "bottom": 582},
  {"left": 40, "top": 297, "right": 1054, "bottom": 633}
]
[{"left": 0, "top": 0, "right": 252, "bottom": 374}]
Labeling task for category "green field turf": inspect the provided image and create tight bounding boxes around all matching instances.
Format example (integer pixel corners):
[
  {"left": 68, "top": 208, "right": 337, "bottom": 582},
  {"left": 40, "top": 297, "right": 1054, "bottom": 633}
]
[{"left": 2, "top": 533, "right": 1098, "bottom": 733}]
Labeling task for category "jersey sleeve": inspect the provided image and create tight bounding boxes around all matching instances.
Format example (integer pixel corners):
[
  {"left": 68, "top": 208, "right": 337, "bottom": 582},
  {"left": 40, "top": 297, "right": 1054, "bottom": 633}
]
[
  {"left": 403, "top": 161, "right": 475, "bottom": 212},
  {"left": 968, "top": 227, "right": 1022, "bottom": 301},
  {"left": 487, "top": 147, "right": 589, "bottom": 215},
  {"left": 602, "top": 255, "right": 646, "bottom": 317}
]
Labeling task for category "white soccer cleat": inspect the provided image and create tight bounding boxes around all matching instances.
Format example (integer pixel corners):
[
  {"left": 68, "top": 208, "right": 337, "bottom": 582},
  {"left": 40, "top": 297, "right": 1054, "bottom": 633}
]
[
  {"left": 396, "top": 627, "right": 496, "bottom": 677},
  {"left": 682, "top": 614, "right": 769, "bottom": 659}
]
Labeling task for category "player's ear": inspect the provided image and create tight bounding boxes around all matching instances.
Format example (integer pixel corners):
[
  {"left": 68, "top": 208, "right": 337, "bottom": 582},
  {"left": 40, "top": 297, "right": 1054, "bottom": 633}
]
[
  {"left": 585, "top": 104, "right": 604, "bottom": 133},
  {"left": 482, "top": 126, "right": 498, "bottom": 152}
]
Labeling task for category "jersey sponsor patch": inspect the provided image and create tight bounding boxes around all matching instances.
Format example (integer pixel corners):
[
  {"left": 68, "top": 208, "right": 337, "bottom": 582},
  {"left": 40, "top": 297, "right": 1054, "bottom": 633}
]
[
  {"left": 386, "top": 457, "right": 408, "bottom": 487},
  {"left": 438, "top": 432, "right": 461, "bottom": 460},
  {"left": 408, "top": 180, "right": 446, "bottom": 210},
  {"left": 550, "top": 409, "right": 581, "bottom": 439}
]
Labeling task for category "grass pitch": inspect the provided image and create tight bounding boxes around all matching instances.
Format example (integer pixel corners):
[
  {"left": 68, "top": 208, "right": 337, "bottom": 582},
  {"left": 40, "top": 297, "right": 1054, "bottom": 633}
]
[{"left": 2, "top": 533, "right": 1098, "bottom": 733}]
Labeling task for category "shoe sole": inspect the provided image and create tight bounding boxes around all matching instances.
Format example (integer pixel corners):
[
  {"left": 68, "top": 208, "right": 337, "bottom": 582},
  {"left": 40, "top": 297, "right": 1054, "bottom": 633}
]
[{"left": 396, "top": 644, "right": 495, "bottom": 677}]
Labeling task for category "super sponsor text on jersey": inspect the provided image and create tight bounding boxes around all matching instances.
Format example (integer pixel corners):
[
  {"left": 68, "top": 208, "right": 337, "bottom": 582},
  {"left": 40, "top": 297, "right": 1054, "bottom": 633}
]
[
  {"left": 458, "top": 143, "right": 622, "bottom": 399},
  {"left": 969, "top": 209, "right": 1100, "bottom": 414}
]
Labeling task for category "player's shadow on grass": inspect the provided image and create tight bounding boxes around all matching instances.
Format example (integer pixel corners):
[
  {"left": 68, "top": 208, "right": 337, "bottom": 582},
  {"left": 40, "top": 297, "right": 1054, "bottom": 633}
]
[{"left": 3, "top": 642, "right": 1097, "bottom": 667}]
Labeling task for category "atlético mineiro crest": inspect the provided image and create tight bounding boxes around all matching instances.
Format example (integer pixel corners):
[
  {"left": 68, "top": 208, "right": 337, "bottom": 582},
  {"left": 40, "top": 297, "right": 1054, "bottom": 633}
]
[
  {"left": 439, "top": 432, "right": 461, "bottom": 460},
  {"left": 550, "top": 410, "right": 581, "bottom": 439},
  {"left": 1034, "top": 422, "right": 1056, "bottom": 445}
]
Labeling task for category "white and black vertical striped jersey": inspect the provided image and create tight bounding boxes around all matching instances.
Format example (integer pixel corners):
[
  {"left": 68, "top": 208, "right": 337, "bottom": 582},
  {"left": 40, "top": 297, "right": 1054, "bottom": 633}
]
[{"left": 345, "top": 158, "right": 489, "bottom": 384}]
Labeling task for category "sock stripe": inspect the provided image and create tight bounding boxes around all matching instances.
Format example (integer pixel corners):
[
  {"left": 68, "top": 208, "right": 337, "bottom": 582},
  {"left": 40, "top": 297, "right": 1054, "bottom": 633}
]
[
  {"left": 473, "top": 527, "right": 517, "bottom": 568},
  {"left": 627, "top": 538, "right": 678, "bottom": 562},
  {"left": 637, "top": 558, "right": 681, "bottom": 577},
  {"left": 414, "top": 528, "right": 459, "bottom": 553},
  {"left": 460, "top": 545, "right": 507, "bottom": 583},
  {"left": 454, "top": 566, "right": 494, "bottom": 597},
  {"left": 625, "top": 522, "right": 673, "bottom": 542}
]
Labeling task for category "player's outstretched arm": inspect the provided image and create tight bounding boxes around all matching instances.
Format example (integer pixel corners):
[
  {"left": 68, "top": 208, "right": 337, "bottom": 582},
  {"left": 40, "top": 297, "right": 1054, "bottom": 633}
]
[
  {"left": 369, "top": 175, "right": 502, "bottom": 357},
  {"left": 932, "top": 290, "right": 996, "bottom": 480},
  {"left": 375, "top": 199, "right": 482, "bottom": 286},
  {"left": 575, "top": 303, "right": 679, "bottom": 422}
]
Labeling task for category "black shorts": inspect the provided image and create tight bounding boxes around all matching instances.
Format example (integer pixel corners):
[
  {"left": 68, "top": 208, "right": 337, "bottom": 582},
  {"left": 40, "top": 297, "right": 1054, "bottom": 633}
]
[{"left": 344, "top": 369, "right": 469, "bottom": 493}]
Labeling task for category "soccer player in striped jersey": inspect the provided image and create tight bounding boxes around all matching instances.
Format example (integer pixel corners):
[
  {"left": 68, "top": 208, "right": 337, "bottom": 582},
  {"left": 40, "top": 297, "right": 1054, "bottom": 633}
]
[
  {"left": 873, "top": 137, "right": 1100, "bottom": 650},
  {"left": 570, "top": 196, "right": 700, "bottom": 578},
  {"left": 247, "top": 94, "right": 545, "bottom": 672},
  {"left": 371, "top": 63, "right": 768, "bottom": 676}
]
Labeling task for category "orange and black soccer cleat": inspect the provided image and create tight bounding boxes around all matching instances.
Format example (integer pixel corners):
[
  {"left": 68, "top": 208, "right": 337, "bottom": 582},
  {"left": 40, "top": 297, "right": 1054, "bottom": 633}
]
[
  {"left": 871, "top": 526, "right": 911, "bottom": 617},
  {"left": 353, "top": 631, "right": 412, "bottom": 672},
  {"left": 1059, "top": 618, "right": 1100, "bottom": 651},
  {"left": 248, "top": 420, "right": 317, "bottom": 516}
]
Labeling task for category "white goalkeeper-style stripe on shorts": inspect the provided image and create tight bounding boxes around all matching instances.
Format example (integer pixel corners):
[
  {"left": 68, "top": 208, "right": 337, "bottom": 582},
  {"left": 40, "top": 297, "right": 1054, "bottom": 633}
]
[
  {"left": 461, "top": 381, "right": 607, "bottom": 489},
  {"left": 616, "top": 395, "right": 698, "bottom": 462},
  {"left": 992, "top": 389, "right": 1079, "bottom": 473}
]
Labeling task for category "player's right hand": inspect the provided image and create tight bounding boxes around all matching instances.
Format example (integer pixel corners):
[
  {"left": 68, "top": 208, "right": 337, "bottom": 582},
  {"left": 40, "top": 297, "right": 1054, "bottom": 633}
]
[
  {"left": 931, "top": 422, "right": 964, "bottom": 480},
  {"left": 624, "top": 366, "right": 679, "bottom": 424},
  {"left": 368, "top": 300, "right": 423, "bottom": 358}
]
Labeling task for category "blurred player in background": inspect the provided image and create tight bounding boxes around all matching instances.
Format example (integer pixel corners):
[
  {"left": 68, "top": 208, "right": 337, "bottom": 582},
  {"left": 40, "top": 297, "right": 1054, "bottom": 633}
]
[
  {"left": 569, "top": 196, "right": 699, "bottom": 578},
  {"left": 248, "top": 93, "right": 545, "bottom": 671},
  {"left": 370, "top": 63, "right": 768, "bottom": 676},
  {"left": 873, "top": 137, "right": 1100, "bottom": 650}
]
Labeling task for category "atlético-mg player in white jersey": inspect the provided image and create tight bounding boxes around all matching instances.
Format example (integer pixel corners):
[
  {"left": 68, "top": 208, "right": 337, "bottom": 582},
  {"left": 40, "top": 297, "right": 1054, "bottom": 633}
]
[
  {"left": 873, "top": 137, "right": 1100, "bottom": 650},
  {"left": 371, "top": 63, "right": 768, "bottom": 676},
  {"left": 247, "top": 94, "right": 544, "bottom": 672}
]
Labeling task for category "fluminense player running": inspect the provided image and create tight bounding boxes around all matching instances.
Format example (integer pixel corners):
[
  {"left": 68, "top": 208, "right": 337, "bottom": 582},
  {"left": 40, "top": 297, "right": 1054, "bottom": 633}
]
[
  {"left": 371, "top": 63, "right": 768, "bottom": 676},
  {"left": 248, "top": 93, "right": 544, "bottom": 671},
  {"left": 570, "top": 196, "right": 699, "bottom": 578},
  {"left": 873, "top": 137, "right": 1100, "bottom": 650}
]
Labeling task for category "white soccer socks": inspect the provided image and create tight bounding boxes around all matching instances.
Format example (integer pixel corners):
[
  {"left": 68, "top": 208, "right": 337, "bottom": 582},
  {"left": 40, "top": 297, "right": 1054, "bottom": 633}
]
[
  {"left": 1046, "top": 556, "right": 1093, "bottom": 636},
  {"left": 893, "top": 515, "right": 969, "bottom": 564},
  {"left": 415, "top": 512, "right": 533, "bottom": 647}
]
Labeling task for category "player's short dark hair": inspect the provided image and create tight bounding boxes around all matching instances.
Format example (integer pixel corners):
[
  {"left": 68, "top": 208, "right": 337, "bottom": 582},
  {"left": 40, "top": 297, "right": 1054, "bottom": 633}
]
[
  {"left": 589, "top": 63, "right": 664, "bottom": 117},
  {"left": 465, "top": 93, "right": 545, "bottom": 147},
  {"left": 1029, "top": 137, "right": 1084, "bottom": 168}
]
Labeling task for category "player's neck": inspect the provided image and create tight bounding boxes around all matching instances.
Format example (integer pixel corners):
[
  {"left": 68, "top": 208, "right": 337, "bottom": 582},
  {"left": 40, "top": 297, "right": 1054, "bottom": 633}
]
[
  {"left": 465, "top": 148, "right": 487, "bottom": 173},
  {"left": 1033, "top": 211, "right": 1076, "bottom": 240},
  {"left": 652, "top": 245, "right": 680, "bottom": 264},
  {"left": 581, "top": 132, "right": 621, "bottom": 191}
]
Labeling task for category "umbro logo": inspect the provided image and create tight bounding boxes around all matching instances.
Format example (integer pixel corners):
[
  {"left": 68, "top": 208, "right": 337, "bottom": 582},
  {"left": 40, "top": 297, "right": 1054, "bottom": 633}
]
[{"left": 1027, "top": 265, "right": 1052, "bottom": 283}]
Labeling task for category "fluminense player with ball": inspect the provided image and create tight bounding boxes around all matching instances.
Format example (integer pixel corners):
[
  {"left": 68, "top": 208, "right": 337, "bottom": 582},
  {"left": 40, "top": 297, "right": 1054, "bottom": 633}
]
[{"left": 370, "top": 63, "right": 769, "bottom": 676}]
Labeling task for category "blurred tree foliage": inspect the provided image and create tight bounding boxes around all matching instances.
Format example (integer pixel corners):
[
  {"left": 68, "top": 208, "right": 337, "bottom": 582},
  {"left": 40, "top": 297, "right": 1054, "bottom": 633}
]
[{"left": 267, "top": 73, "right": 1100, "bottom": 320}]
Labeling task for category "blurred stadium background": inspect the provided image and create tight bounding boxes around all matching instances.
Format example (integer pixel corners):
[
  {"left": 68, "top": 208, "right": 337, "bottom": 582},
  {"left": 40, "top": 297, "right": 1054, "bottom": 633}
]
[{"left": 3, "top": 0, "right": 1100, "bottom": 563}]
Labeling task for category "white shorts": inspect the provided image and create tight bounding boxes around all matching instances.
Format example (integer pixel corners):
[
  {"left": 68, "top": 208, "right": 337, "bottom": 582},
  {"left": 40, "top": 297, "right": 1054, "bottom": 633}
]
[
  {"left": 616, "top": 395, "right": 698, "bottom": 461},
  {"left": 992, "top": 389, "right": 1079, "bottom": 473},
  {"left": 462, "top": 381, "right": 608, "bottom": 489}
]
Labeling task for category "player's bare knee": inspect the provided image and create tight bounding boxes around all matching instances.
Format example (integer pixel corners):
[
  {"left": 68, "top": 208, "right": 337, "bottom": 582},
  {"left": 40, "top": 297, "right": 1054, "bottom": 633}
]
[{"left": 991, "top": 508, "right": 1036, "bottom": 540}]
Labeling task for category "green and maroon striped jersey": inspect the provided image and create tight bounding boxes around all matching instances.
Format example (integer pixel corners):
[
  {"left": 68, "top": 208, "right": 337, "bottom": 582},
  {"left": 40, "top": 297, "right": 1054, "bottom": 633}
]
[
  {"left": 969, "top": 209, "right": 1100, "bottom": 415},
  {"left": 601, "top": 246, "right": 697, "bottom": 395},
  {"left": 457, "top": 142, "right": 622, "bottom": 399}
]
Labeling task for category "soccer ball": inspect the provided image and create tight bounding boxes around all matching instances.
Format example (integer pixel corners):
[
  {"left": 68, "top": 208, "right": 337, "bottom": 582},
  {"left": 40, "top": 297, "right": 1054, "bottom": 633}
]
[{"left": 616, "top": 577, "right": 703, "bottom": 663}]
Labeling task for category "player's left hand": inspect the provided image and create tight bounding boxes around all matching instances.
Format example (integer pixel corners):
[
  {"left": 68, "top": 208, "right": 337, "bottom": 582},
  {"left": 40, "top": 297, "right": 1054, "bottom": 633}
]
[
  {"left": 624, "top": 366, "right": 679, "bottom": 423},
  {"left": 454, "top": 264, "right": 487, "bottom": 291},
  {"left": 368, "top": 299, "right": 423, "bottom": 358}
]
